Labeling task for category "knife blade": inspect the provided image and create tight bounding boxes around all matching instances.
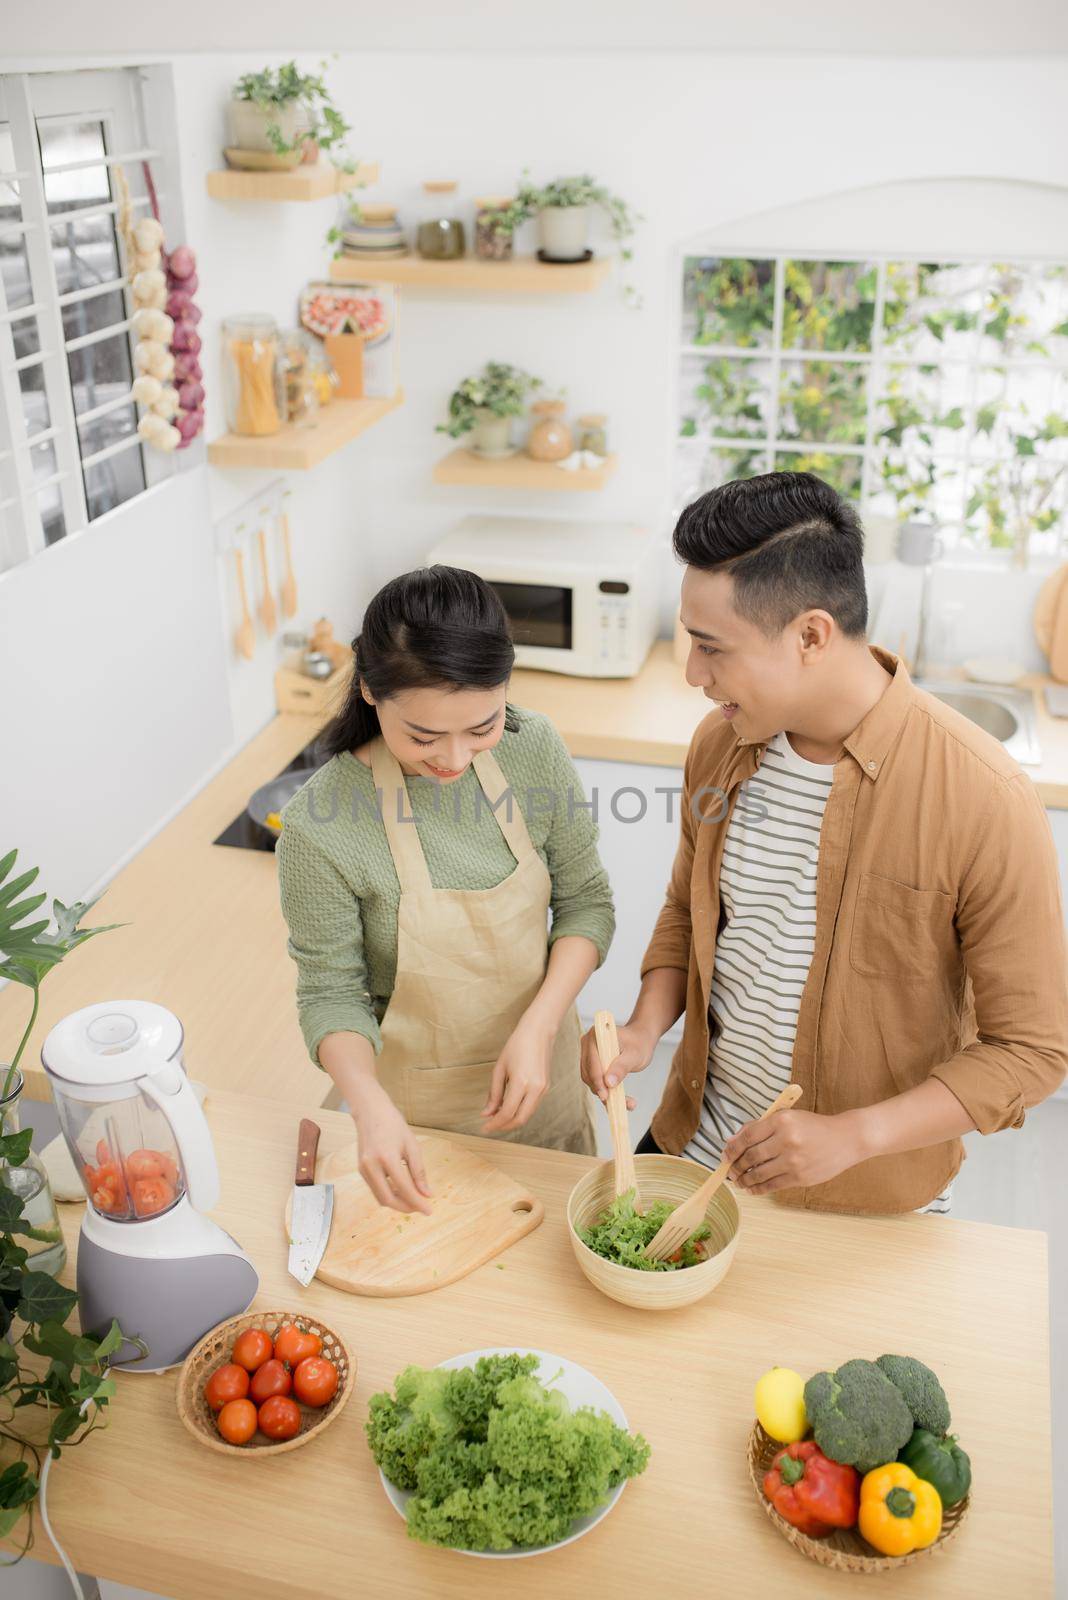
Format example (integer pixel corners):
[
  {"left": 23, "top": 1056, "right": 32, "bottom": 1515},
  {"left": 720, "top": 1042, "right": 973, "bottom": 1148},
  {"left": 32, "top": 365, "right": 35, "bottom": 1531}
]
[{"left": 287, "top": 1118, "right": 333, "bottom": 1287}]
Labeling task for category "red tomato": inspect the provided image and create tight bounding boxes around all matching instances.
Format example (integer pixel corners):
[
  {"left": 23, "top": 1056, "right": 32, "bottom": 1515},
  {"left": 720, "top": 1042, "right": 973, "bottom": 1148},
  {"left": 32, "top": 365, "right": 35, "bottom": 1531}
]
[
  {"left": 273, "top": 1324, "right": 322, "bottom": 1368},
  {"left": 96, "top": 1139, "right": 112, "bottom": 1168},
  {"left": 257, "top": 1395, "right": 301, "bottom": 1441},
  {"left": 232, "top": 1328, "right": 273, "bottom": 1373},
  {"left": 90, "top": 1183, "right": 123, "bottom": 1214},
  {"left": 131, "top": 1176, "right": 176, "bottom": 1216},
  {"left": 292, "top": 1356, "right": 338, "bottom": 1408},
  {"left": 203, "top": 1362, "right": 250, "bottom": 1412},
  {"left": 125, "top": 1148, "right": 164, "bottom": 1183},
  {"left": 249, "top": 1358, "right": 292, "bottom": 1405},
  {"left": 216, "top": 1398, "right": 258, "bottom": 1445},
  {"left": 157, "top": 1152, "right": 180, "bottom": 1187}
]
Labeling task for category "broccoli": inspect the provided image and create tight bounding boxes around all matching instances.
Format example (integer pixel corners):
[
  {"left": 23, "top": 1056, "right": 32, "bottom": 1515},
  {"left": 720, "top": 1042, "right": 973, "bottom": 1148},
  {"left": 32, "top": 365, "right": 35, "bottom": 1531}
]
[
  {"left": 578, "top": 1189, "right": 711, "bottom": 1271},
  {"left": 365, "top": 1354, "right": 650, "bottom": 1550},
  {"left": 804, "top": 1358, "right": 914, "bottom": 1475},
  {"left": 876, "top": 1354, "right": 951, "bottom": 1436}
]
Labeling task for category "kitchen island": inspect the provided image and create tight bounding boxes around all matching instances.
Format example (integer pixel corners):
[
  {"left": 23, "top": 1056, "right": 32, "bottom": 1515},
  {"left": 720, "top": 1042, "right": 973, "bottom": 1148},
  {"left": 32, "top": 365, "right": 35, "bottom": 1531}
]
[{"left": 5, "top": 1090, "right": 1053, "bottom": 1599}]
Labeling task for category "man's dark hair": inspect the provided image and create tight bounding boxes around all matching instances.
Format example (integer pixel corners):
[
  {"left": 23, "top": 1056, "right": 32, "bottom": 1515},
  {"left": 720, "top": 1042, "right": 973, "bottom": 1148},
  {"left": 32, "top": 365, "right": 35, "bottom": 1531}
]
[{"left": 673, "top": 471, "right": 868, "bottom": 638}]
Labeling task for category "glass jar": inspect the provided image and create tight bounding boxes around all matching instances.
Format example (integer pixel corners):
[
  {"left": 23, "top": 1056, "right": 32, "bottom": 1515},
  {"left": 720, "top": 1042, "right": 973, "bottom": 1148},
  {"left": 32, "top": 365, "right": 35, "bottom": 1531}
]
[
  {"left": 576, "top": 413, "right": 608, "bottom": 456},
  {"left": 221, "top": 314, "right": 285, "bottom": 436},
  {"left": 416, "top": 182, "right": 466, "bottom": 260},
  {"left": 280, "top": 328, "right": 324, "bottom": 428},
  {"left": 474, "top": 196, "right": 515, "bottom": 262},
  {"left": 0, "top": 1069, "right": 66, "bottom": 1278}
]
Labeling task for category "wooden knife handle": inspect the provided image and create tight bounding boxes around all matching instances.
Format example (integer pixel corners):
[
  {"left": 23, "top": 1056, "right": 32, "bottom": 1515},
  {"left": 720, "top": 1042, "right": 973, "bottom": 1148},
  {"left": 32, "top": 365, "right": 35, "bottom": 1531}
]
[{"left": 295, "top": 1119, "right": 321, "bottom": 1186}]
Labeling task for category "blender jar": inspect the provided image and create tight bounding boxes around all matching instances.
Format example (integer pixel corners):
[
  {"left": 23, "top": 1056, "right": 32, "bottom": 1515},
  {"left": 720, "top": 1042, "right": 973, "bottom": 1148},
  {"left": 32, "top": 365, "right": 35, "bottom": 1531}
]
[{"left": 52, "top": 1078, "right": 186, "bottom": 1221}]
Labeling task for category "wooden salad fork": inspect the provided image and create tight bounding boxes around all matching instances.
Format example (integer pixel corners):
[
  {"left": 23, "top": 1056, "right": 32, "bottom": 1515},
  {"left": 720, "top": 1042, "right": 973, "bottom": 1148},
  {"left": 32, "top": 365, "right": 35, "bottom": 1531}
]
[
  {"left": 642, "top": 1082, "right": 803, "bottom": 1262},
  {"left": 593, "top": 1010, "right": 642, "bottom": 1211}
]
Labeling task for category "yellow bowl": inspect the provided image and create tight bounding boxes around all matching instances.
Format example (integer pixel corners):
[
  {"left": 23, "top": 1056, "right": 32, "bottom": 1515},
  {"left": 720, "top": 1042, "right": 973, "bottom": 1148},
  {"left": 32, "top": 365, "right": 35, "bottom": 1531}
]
[{"left": 566, "top": 1153, "right": 740, "bottom": 1311}]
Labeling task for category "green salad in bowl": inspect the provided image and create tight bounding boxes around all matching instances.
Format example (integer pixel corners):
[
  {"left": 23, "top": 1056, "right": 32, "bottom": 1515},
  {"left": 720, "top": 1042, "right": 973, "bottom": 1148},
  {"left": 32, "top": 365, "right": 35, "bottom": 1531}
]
[{"left": 578, "top": 1188, "right": 710, "bottom": 1271}]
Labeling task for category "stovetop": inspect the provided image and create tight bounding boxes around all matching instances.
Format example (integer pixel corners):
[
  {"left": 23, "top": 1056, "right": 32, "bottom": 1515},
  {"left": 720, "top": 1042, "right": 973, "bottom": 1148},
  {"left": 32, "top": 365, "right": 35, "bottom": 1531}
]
[{"left": 213, "top": 736, "right": 328, "bottom": 852}]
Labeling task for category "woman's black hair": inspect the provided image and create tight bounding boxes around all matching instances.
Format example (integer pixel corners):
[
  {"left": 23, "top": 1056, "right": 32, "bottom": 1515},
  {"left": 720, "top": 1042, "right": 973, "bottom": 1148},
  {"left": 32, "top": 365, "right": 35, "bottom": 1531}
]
[{"left": 320, "top": 565, "right": 518, "bottom": 757}]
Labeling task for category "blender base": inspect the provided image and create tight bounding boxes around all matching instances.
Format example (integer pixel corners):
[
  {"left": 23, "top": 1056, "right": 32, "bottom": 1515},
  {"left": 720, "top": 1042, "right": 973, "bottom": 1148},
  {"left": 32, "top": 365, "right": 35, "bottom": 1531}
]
[{"left": 78, "top": 1234, "right": 259, "bottom": 1371}]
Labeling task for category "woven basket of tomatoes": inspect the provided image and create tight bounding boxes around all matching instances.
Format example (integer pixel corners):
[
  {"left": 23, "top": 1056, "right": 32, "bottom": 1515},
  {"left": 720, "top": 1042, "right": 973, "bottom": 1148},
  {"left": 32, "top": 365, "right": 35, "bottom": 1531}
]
[{"left": 177, "top": 1311, "right": 355, "bottom": 1456}]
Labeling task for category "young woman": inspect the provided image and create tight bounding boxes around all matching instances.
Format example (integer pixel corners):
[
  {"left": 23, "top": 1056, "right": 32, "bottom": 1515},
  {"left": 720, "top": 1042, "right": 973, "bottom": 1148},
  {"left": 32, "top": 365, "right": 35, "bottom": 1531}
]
[{"left": 278, "top": 566, "right": 614, "bottom": 1214}]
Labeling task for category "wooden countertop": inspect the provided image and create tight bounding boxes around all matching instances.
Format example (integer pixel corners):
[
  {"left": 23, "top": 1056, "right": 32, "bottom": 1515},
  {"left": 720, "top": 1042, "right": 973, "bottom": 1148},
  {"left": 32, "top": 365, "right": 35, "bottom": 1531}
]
[
  {"left": 2, "top": 714, "right": 325, "bottom": 1107},
  {"left": 9, "top": 1090, "right": 1052, "bottom": 1598},
  {"left": 513, "top": 641, "right": 1068, "bottom": 806}
]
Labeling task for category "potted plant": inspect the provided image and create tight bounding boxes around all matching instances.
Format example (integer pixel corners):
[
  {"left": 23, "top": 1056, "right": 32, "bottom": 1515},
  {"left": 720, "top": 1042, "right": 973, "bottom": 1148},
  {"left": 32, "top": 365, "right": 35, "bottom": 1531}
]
[
  {"left": 515, "top": 171, "right": 641, "bottom": 270},
  {"left": 0, "top": 850, "right": 131, "bottom": 1561},
  {"left": 437, "top": 363, "right": 542, "bottom": 457},
  {"left": 228, "top": 61, "right": 353, "bottom": 168}
]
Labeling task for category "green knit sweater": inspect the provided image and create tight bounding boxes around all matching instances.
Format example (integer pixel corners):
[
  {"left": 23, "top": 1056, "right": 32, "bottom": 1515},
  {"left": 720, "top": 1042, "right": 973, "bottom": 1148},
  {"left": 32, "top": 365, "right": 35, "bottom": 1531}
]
[{"left": 277, "top": 707, "right": 615, "bottom": 1066}]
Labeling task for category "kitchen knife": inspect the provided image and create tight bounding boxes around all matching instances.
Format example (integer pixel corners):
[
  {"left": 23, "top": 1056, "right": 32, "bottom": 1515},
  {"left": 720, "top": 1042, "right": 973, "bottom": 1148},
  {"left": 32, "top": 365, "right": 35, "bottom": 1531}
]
[{"left": 287, "top": 1118, "right": 333, "bottom": 1287}]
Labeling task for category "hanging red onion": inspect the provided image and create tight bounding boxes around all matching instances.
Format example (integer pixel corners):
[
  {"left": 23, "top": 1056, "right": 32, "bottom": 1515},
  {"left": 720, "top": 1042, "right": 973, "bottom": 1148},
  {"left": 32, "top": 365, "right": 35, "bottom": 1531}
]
[
  {"left": 172, "top": 322, "right": 202, "bottom": 354},
  {"left": 166, "top": 289, "right": 193, "bottom": 319},
  {"left": 178, "top": 380, "right": 205, "bottom": 410},
  {"left": 177, "top": 408, "right": 205, "bottom": 441},
  {"left": 167, "top": 245, "right": 197, "bottom": 280},
  {"left": 173, "top": 353, "right": 203, "bottom": 384}
]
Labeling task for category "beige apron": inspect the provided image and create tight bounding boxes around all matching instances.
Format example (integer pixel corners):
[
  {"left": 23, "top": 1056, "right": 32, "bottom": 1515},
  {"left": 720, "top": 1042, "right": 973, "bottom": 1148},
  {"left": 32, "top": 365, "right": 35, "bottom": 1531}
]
[{"left": 369, "top": 738, "right": 595, "bottom": 1155}]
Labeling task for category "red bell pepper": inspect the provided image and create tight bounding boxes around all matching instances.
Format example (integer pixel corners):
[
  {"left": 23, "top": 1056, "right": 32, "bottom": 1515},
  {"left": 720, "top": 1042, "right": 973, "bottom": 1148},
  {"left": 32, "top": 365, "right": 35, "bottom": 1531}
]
[{"left": 763, "top": 1440, "right": 860, "bottom": 1538}]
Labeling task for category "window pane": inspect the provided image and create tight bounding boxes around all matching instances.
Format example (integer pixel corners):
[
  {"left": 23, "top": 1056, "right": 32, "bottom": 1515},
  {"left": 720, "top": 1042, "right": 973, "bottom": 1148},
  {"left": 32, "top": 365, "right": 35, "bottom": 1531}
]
[
  {"left": 964, "top": 455, "right": 1066, "bottom": 560},
  {"left": 871, "top": 451, "right": 963, "bottom": 529},
  {"left": 980, "top": 262, "right": 1068, "bottom": 363},
  {"left": 41, "top": 121, "right": 123, "bottom": 299},
  {"left": 679, "top": 354, "right": 772, "bottom": 441},
  {"left": 68, "top": 330, "right": 135, "bottom": 418},
  {"left": 876, "top": 363, "right": 972, "bottom": 461},
  {"left": 883, "top": 262, "right": 983, "bottom": 360},
  {"left": 972, "top": 364, "right": 1062, "bottom": 463},
  {"left": 83, "top": 444, "right": 146, "bottom": 524},
  {"left": 683, "top": 257, "right": 774, "bottom": 349},
  {"left": 779, "top": 359, "right": 868, "bottom": 446},
  {"left": 774, "top": 449, "right": 862, "bottom": 499},
  {"left": 77, "top": 399, "right": 138, "bottom": 459},
  {"left": 675, "top": 440, "right": 767, "bottom": 507},
  {"left": 0, "top": 122, "right": 33, "bottom": 314},
  {"left": 783, "top": 260, "right": 877, "bottom": 352},
  {"left": 18, "top": 362, "right": 50, "bottom": 436}
]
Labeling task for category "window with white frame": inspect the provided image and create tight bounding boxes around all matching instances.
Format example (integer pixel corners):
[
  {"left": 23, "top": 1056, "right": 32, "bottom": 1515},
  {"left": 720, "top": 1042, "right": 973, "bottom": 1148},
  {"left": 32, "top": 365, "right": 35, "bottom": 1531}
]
[
  {"left": 675, "top": 255, "right": 1068, "bottom": 565},
  {"left": 0, "top": 68, "right": 174, "bottom": 574}
]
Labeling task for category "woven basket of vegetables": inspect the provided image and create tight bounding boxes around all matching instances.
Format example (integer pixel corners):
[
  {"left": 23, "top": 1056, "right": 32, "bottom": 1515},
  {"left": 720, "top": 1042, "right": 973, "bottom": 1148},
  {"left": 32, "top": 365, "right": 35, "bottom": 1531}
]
[{"left": 747, "top": 1352, "right": 971, "bottom": 1574}]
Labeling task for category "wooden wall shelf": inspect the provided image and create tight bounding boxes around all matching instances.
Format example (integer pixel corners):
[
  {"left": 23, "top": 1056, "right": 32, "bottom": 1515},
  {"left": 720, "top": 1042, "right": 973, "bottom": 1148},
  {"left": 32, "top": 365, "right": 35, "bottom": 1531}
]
[
  {"left": 330, "top": 253, "right": 612, "bottom": 294},
  {"left": 208, "top": 393, "right": 403, "bottom": 471},
  {"left": 432, "top": 449, "right": 618, "bottom": 491},
  {"left": 206, "top": 161, "right": 380, "bottom": 202}
]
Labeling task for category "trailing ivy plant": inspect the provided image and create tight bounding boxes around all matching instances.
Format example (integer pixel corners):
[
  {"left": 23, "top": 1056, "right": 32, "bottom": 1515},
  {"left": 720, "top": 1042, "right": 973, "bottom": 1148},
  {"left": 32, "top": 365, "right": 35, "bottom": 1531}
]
[
  {"left": 436, "top": 363, "right": 543, "bottom": 440},
  {"left": 515, "top": 172, "right": 642, "bottom": 303},
  {"left": 233, "top": 60, "right": 355, "bottom": 169},
  {"left": 0, "top": 850, "right": 129, "bottom": 1560}
]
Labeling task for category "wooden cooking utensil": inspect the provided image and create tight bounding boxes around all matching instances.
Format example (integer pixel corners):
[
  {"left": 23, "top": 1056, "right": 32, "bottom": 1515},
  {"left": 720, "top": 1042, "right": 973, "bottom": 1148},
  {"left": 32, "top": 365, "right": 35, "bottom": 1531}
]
[
  {"left": 593, "top": 1010, "right": 641, "bottom": 1210},
  {"left": 257, "top": 527, "right": 277, "bottom": 635},
  {"left": 233, "top": 549, "right": 255, "bottom": 660},
  {"left": 643, "top": 1083, "right": 803, "bottom": 1263},
  {"left": 279, "top": 510, "right": 298, "bottom": 619},
  {"left": 281, "top": 1134, "right": 544, "bottom": 1296}
]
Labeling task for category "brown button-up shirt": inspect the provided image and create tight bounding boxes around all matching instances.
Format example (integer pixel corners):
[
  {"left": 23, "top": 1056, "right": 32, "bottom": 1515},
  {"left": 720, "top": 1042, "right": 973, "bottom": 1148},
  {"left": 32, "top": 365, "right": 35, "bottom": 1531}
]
[{"left": 642, "top": 648, "right": 1068, "bottom": 1214}]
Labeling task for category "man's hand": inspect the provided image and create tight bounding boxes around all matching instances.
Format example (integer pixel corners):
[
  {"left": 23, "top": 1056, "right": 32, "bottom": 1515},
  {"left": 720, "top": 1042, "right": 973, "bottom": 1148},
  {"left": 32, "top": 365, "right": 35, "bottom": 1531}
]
[
  {"left": 722, "top": 1108, "right": 865, "bottom": 1195},
  {"left": 481, "top": 1014, "right": 554, "bottom": 1134},
  {"left": 579, "top": 1019, "right": 657, "bottom": 1108}
]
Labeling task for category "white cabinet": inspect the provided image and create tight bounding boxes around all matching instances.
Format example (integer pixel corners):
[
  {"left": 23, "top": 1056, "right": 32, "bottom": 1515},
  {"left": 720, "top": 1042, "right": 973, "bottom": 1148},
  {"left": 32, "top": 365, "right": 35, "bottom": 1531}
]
[{"left": 573, "top": 756, "right": 685, "bottom": 1030}]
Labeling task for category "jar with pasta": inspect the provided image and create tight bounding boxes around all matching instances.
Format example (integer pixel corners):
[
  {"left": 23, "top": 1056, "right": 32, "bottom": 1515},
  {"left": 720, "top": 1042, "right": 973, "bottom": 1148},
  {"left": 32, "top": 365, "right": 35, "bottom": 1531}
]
[{"left": 222, "top": 314, "right": 285, "bottom": 436}]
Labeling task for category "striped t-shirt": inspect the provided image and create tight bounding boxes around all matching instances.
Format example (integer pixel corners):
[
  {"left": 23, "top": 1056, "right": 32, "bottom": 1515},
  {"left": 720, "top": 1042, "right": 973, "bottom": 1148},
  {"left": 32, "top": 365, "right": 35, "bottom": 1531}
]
[{"left": 683, "top": 729, "right": 951, "bottom": 1216}]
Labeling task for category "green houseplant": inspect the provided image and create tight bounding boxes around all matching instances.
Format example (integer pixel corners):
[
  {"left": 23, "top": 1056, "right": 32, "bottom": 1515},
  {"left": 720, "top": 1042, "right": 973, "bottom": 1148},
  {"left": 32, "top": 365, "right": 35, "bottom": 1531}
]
[
  {"left": 229, "top": 61, "right": 354, "bottom": 167},
  {"left": 515, "top": 172, "right": 641, "bottom": 299},
  {"left": 437, "top": 363, "right": 543, "bottom": 456},
  {"left": 0, "top": 850, "right": 128, "bottom": 1559}
]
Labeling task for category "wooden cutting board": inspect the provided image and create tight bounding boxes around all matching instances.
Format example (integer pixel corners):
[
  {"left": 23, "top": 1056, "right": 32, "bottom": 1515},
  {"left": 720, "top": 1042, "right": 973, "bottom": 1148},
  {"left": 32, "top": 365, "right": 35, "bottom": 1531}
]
[{"left": 283, "top": 1135, "right": 544, "bottom": 1296}]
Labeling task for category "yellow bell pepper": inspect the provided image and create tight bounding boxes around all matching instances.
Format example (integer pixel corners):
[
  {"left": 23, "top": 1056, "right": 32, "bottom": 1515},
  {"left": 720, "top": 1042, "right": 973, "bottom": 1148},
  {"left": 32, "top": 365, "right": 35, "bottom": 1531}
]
[{"left": 858, "top": 1463, "right": 942, "bottom": 1556}]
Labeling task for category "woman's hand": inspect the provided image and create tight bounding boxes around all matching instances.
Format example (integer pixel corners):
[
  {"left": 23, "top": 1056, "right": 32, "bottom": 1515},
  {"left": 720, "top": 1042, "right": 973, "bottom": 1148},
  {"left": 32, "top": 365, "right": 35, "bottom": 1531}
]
[
  {"left": 349, "top": 1078, "right": 433, "bottom": 1215},
  {"left": 723, "top": 1109, "right": 864, "bottom": 1196},
  {"left": 579, "top": 1020, "right": 656, "bottom": 1110},
  {"left": 481, "top": 1014, "right": 555, "bottom": 1134}
]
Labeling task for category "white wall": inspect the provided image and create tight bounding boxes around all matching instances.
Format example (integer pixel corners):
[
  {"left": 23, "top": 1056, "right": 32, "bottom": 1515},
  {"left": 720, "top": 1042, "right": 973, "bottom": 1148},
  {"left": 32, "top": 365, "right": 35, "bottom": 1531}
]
[{"left": 4, "top": 49, "right": 1068, "bottom": 899}]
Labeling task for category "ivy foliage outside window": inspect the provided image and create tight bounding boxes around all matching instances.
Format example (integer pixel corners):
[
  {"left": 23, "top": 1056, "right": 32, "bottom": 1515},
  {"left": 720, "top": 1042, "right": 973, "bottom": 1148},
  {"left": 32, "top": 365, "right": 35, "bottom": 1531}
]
[{"left": 677, "top": 254, "right": 1068, "bottom": 565}]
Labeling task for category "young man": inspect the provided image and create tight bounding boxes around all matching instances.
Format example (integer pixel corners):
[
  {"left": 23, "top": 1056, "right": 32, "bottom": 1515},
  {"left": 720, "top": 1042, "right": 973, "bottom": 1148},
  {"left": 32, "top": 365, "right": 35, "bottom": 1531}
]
[{"left": 582, "top": 472, "right": 1067, "bottom": 1213}]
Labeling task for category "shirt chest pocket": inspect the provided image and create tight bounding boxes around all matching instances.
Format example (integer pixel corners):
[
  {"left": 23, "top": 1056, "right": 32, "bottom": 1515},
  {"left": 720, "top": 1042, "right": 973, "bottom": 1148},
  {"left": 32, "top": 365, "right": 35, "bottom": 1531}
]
[{"left": 849, "top": 872, "right": 956, "bottom": 981}]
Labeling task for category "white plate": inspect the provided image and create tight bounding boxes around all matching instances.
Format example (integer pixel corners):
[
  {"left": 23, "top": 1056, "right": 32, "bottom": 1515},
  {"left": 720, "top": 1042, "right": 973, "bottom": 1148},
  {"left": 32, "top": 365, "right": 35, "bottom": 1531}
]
[{"left": 378, "top": 1346, "right": 631, "bottom": 1559}]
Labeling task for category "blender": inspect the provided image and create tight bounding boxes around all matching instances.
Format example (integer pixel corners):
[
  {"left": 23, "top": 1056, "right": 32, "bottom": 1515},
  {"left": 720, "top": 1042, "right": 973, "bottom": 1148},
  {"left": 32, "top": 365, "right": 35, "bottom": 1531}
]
[{"left": 41, "top": 1001, "right": 259, "bottom": 1372}]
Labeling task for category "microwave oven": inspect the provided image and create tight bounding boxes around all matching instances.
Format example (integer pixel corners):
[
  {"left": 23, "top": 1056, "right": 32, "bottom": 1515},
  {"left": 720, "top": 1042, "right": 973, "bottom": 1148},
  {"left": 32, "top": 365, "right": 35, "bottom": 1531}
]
[{"left": 426, "top": 515, "right": 662, "bottom": 678}]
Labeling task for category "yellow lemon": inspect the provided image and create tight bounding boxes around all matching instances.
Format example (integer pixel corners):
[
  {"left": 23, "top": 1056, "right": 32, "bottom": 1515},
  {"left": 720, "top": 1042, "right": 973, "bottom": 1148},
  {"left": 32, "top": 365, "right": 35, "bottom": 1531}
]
[{"left": 754, "top": 1366, "right": 808, "bottom": 1442}]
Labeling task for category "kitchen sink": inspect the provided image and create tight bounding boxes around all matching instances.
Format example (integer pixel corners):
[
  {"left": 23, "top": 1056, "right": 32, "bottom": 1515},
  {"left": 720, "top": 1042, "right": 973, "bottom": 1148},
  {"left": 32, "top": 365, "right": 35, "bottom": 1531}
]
[{"left": 914, "top": 680, "right": 1041, "bottom": 766}]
